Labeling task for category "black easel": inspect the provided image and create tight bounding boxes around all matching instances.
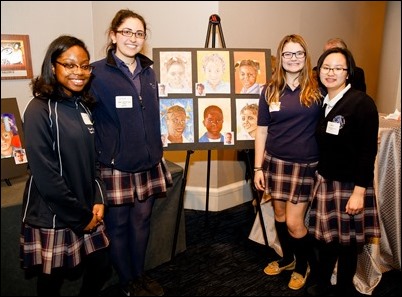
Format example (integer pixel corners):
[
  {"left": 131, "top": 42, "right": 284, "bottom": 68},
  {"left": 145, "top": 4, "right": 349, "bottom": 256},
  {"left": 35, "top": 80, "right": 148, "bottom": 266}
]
[
  {"left": 171, "top": 14, "right": 225, "bottom": 260},
  {"left": 170, "top": 15, "right": 268, "bottom": 260},
  {"left": 3, "top": 178, "right": 12, "bottom": 186},
  {"left": 204, "top": 14, "right": 225, "bottom": 216},
  {"left": 171, "top": 149, "right": 193, "bottom": 259},
  {"left": 204, "top": 14, "right": 226, "bottom": 48}
]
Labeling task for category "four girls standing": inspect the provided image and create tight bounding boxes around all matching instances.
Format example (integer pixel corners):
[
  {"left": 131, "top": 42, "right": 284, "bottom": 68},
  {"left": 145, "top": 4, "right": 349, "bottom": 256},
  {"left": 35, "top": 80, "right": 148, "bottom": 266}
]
[{"left": 18, "top": 12, "right": 380, "bottom": 296}]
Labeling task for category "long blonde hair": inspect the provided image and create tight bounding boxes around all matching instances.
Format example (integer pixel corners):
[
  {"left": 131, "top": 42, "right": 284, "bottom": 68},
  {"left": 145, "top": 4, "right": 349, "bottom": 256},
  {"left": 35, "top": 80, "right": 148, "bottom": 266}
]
[{"left": 265, "top": 34, "right": 321, "bottom": 107}]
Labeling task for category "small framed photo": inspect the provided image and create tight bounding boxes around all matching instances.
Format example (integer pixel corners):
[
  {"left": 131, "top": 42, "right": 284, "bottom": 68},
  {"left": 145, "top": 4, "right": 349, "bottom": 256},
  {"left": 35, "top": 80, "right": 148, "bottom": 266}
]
[{"left": 1, "top": 34, "right": 33, "bottom": 80}]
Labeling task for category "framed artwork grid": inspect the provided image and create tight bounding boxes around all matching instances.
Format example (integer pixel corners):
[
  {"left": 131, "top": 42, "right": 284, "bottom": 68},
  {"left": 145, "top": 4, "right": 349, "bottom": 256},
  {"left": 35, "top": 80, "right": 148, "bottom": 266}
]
[{"left": 153, "top": 48, "right": 271, "bottom": 151}]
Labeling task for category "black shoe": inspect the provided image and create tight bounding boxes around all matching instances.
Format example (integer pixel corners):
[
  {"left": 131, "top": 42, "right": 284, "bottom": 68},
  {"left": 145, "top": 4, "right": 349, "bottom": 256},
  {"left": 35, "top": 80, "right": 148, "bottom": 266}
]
[
  {"left": 140, "top": 274, "right": 164, "bottom": 296},
  {"left": 120, "top": 285, "right": 131, "bottom": 296},
  {"left": 132, "top": 279, "right": 155, "bottom": 296},
  {"left": 120, "top": 280, "right": 153, "bottom": 296},
  {"left": 306, "top": 284, "right": 331, "bottom": 296}
]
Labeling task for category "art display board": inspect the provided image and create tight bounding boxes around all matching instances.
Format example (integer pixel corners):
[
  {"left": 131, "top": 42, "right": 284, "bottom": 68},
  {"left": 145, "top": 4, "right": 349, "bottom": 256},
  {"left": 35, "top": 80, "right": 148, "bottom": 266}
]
[
  {"left": 1, "top": 97, "right": 28, "bottom": 180},
  {"left": 153, "top": 48, "right": 272, "bottom": 151}
]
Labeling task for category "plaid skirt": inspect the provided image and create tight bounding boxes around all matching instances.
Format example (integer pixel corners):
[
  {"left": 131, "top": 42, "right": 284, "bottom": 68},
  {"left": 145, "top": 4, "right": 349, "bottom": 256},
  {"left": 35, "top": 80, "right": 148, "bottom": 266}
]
[
  {"left": 20, "top": 224, "right": 109, "bottom": 274},
  {"left": 100, "top": 157, "right": 173, "bottom": 205},
  {"left": 308, "top": 172, "right": 381, "bottom": 245},
  {"left": 262, "top": 153, "right": 318, "bottom": 203}
]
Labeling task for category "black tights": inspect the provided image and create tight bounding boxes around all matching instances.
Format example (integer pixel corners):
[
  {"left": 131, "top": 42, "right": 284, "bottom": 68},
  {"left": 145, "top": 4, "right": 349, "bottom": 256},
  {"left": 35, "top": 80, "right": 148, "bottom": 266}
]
[
  {"left": 316, "top": 241, "right": 358, "bottom": 293},
  {"left": 37, "top": 248, "right": 111, "bottom": 296}
]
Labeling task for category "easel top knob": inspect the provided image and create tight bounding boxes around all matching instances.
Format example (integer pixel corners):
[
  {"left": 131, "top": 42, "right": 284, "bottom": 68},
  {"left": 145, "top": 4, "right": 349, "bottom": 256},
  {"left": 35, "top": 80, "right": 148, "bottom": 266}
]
[{"left": 209, "top": 14, "right": 221, "bottom": 24}]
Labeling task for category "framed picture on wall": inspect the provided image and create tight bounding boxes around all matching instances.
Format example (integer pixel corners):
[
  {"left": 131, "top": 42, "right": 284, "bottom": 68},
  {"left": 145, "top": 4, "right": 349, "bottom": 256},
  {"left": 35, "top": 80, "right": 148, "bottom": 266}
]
[{"left": 1, "top": 34, "right": 33, "bottom": 80}]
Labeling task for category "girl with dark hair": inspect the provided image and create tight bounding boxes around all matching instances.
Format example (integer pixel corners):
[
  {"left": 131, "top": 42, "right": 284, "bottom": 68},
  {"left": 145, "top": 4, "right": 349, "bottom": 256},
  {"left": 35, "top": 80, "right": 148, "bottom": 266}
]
[
  {"left": 307, "top": 47, "right": 380, "bottom": 296},
  {"left": 90, "top": 9, "right": 172, "bottom": 296},
  {"left": 20, "top": 35, "right": 111, "bottom": 296}
]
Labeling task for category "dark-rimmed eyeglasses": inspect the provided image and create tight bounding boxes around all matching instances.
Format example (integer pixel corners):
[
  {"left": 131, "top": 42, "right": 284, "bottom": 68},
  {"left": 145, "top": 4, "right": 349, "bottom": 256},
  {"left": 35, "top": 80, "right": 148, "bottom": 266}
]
[
  {"left": 55, "top": 61, "right": 94, "bottom": 74},
  {"left": 281, "top": 51, "right": 306, "bottom": 59},
  {"left": 116, "top": 29, "right": 146, "bottom": 39},
  {"left": 320, "top": 66, "right": 348, "bottom": 75}
]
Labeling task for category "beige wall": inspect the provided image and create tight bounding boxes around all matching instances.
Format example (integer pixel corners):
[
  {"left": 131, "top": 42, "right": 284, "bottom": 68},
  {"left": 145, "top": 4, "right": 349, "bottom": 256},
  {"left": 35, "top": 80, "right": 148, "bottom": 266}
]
[
  {"left": 1, "top": 1, "right": 400, "bottom": 209},
  {"left": 1, "top": 1, "right": 94, "bottom": 113},
  {"left": 377, "top": 1, "right": 401, "bottom": 113},
  {"left": 219, "top": 1, "right": 387, "bottom": 100}
]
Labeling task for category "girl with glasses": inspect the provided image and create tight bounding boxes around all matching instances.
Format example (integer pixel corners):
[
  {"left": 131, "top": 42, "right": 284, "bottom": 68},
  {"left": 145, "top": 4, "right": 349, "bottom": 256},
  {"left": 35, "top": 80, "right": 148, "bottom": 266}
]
[
  {"left": 307, "top": 47, "right": 380, "bottom": 296},
  {"left": 20, "top": 35, "right": 111, "bottom": 296},
  {"left": 253, "top": 34, "right": 322, "bottom": 291},
  {"left": 89, "top": 9, "right": 171, "bottom": 296}
]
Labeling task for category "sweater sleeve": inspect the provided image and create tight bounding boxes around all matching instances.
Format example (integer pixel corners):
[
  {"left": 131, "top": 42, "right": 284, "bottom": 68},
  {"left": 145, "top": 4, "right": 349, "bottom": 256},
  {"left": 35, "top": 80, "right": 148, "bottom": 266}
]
[{"left": 353, "top": 95, "right": 379, "bottom": 187}]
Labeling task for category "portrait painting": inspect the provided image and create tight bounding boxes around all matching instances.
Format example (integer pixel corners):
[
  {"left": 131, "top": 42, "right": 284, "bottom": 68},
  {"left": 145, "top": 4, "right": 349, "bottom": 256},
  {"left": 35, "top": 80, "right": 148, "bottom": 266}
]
[
  {"left": 233, "top": 51, "right": 267, "bottom": 94},
  {"left": 236, "top": 98, "right": 259, "bottom": 140},
  {"left": 198, "top": 98, "right": 231, "bottom": 143},
  {"left": 197, "top": 50, "right": 231, "bottom": 94},
  {"left": 1, "top": 112, "right": 23, "bottom": 159},
  {"left": 160, "top": 98, "right": 194, "bottom": 144},
  {"left": 159, "top": 51, "right": 192, "bottom": 94}
]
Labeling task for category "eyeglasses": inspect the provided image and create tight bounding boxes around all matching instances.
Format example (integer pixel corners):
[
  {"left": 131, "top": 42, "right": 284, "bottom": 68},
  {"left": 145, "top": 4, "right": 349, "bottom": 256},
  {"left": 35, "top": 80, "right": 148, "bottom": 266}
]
[
  {"left": 55, "top": 61, "right": 94, "bottom": 74},
  {"left": 320, "top": 66, "right": 348, "bottom": 75},
  {"left": 116, "top": 29, "right": 146, "bottom": 39},
  {"left": 281, "top": 51, "right": 306, "bottom": 59}
]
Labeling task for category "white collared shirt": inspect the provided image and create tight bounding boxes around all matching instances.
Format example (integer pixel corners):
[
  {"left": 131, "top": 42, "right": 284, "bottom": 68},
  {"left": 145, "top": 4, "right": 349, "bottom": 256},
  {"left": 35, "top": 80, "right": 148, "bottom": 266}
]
[{"left": 323, "top": 84, "right": 351, "bottom": 117}]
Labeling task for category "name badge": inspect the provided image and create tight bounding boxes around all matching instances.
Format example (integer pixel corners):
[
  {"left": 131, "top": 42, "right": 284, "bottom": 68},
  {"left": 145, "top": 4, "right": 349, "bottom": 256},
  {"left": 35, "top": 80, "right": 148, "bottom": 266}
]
[
  {"left": 269, "top": 102, "right": 281, "bottom": 112},
  {"left": 326, "top": 121, "right": 340, "bottom": 135},
  {"left": 81, "top": 113, "right": 92, "bottom": 125},
  {"left": 116, "top": 96, "right": 133, "bottom": 108}
]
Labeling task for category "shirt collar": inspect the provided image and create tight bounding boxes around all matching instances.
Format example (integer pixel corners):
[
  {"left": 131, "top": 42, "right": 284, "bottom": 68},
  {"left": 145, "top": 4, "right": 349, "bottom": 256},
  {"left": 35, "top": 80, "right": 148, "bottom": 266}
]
[{"left": 323, "top": 83, "right": 351, "bottom": 107}]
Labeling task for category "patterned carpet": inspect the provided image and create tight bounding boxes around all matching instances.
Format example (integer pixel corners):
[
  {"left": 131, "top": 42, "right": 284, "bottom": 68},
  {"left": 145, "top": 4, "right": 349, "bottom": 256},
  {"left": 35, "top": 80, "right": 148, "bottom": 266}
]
[
  {"left": 100, "top": 202, "right": 401, "bottom": 296},
  {"left": 1, "top": 187, "right": 400, "bottom": 296}
]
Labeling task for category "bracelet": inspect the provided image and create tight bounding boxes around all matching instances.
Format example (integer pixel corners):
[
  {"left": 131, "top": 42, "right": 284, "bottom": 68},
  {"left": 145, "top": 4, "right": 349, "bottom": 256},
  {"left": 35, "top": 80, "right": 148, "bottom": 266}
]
[{"left": 254, "top": 168, "right": 263, "bottom": 172}]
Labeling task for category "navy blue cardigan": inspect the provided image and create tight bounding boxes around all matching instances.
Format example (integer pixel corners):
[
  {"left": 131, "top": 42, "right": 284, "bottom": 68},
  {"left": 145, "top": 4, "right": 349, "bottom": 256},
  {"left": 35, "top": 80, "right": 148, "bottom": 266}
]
[{"left": 90, "top": 50, "right": 163, "bottom": 173}]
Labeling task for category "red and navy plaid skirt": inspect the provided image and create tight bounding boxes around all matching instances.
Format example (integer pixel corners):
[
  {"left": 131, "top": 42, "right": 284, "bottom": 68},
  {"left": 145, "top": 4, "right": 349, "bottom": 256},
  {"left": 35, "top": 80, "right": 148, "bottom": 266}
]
[
  {"left": 20, "top": 224, "right": 109, "bottom": 274},
  {"left": 262, "top": 152, "right": 318, "bottom": 203},
  {"left": 100, "top": 157, "right": 173, "bottom": 205},
  {"left": 308, "top": 172, "right": 381, "bottom": 245}
]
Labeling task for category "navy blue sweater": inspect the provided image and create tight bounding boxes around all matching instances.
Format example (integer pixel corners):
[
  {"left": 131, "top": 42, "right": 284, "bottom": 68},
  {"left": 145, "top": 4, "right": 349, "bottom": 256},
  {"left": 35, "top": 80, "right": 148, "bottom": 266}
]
[
  {"left": 316, "top": 88, "right": 378, "bottom": 187},
  {"left": 22, "top": 96, "right": 106, "bottom": 233},
  {"left": 90, "top": 50, "right": 163, "bottom": 173}
]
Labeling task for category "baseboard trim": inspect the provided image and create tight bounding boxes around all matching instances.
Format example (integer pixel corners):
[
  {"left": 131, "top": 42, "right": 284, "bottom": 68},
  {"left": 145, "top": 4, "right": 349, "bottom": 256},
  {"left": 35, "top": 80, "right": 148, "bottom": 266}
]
[{"left": 184, "top": 180, "right": 253, "bottom": 211}]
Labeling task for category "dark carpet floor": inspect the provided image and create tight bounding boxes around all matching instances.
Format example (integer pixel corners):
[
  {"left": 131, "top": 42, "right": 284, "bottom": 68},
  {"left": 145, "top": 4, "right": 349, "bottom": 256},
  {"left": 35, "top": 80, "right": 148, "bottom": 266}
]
[
  {"left": 2, "top": 202, "right": 401, "bottom": 296},
  {"left": 101, "top": 202, "right": 401, "bottom": 296}
]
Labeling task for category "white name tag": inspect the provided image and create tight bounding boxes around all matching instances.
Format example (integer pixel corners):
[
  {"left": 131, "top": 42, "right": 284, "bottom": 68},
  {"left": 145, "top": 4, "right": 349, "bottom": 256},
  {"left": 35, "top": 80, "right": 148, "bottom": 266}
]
[
  {"left": 81, "top": 113, "right": 92, "bottom": 125},
  {"left": 116, "top": 96, "right": 133, "bottom": 108},
  {"left": 326, "top": 121, "right": 340, "bottom": 135}
]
